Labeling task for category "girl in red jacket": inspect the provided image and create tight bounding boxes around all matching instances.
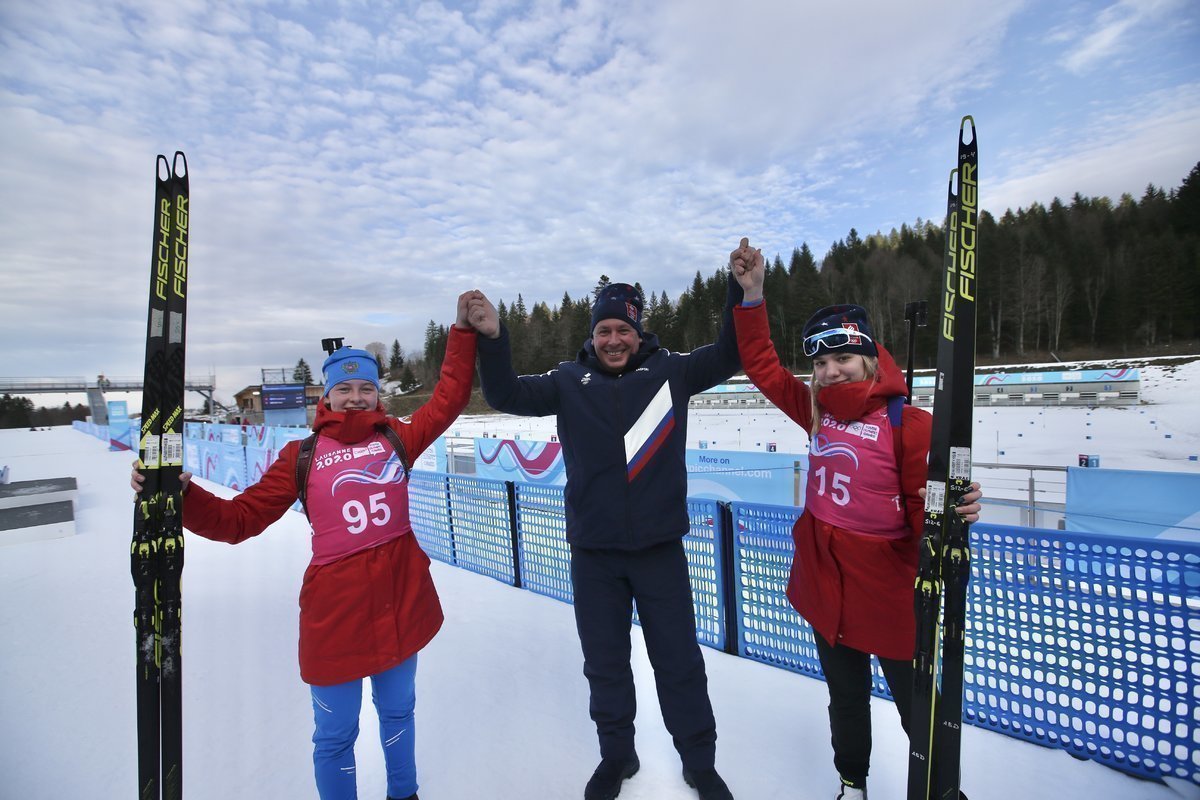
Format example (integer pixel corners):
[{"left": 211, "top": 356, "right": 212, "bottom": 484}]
[
  {"left": 132, "top": 292, "right": 481, "bottom": 800},
  {"left": 729, "top": 242, "right": 980, "bottom": 800}
]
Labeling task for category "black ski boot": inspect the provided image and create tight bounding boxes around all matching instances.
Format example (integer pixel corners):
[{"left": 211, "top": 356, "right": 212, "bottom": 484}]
[
  {"left": 584, "top": 752, "right": 640, "bottom": 800},
  {"left": 682, "top": 766, "right": 734, "bottom": 800}
]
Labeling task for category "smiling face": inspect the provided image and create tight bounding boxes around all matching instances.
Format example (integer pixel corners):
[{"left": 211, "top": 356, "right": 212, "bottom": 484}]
[
  {"left": 811, "top": 352, "right": 869, "bottom": 387},
  {"left": 326, "top": 379, "right": 379, "bottom": 412},
  {"left": 592, "top": 319, "right": 641, "bottom": 372}
]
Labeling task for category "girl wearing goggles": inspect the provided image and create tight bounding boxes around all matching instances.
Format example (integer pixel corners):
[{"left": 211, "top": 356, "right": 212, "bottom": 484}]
[{"left": 729, "top": 239, "right": 980, "bottom": 800}]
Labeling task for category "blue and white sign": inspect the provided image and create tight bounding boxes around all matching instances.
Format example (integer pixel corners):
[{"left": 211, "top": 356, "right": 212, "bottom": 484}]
[
  {"left": 685, "top": 448, "right": 807, "bottom": 506},
  {"left": 1066, "top": 467, "right": 1200, "bottom": 541}
]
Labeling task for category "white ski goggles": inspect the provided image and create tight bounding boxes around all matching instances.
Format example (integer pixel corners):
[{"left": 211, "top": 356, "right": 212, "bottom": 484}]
[{"left": 802, "top": 327, "right": 874, "bottom": 357}]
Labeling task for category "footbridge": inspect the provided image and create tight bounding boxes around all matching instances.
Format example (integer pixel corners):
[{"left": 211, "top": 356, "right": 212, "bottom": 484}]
[
  {"left": 0, "top": 376, "right": 216, "bottom": 394},
  {"left": 0, "top": 376, "right": 221, "bottom": 425}
]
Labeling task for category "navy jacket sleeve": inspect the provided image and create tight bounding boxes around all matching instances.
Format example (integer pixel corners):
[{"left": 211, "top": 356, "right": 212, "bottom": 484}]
[
  {"left": 681, "top": 272, "right": 743, "bottom": 395},
  {"left": 476, "top": 323, "right": 561, "bottom": 417}
]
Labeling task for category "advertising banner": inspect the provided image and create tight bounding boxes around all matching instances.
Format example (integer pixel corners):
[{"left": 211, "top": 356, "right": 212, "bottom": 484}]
[
  {"left": 1065, "top": 467, "right": 1200, "bottom": 541},
  {"left": 685, "top": 448, "right": 807, "bottom": 506},
  {"left": 107, "top": 401, "right": 132, "bottom": 451},
  {"left": 476, "top": 438, "right": 565, "bottom": 484}
]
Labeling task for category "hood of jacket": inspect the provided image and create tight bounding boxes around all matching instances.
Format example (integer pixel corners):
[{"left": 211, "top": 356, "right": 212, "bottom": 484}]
[
  {"left": 312, "top": 402, "right": 389, "bottom": 444},
  {"left": 816, "top": 343, "right": 908, "bottom": 422}
]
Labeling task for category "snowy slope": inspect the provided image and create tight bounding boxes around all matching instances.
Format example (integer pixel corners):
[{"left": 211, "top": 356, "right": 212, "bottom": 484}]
[{"left": 2, "top": 357, "right": 1198, "bottom": 800}]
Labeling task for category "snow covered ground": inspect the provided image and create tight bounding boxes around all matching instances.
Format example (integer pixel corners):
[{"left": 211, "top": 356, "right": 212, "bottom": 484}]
[{"left": 1, "top": 359, "right": 1198, "bottom": 799}]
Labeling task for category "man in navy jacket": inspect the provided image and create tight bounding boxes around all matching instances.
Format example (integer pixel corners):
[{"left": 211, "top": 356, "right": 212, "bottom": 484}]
[{"left": 467, "top": 248, "right": 745, "bottom": 800}]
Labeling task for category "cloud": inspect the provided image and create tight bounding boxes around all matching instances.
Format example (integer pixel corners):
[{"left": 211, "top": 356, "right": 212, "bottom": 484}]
[
  {"left": 0, "top": 0, "right": 1193, "bottom": 397},
  {"left": 987, "top": 82, "right": 1200, "bottom": 214},
  {"left": 1060, "top": 0, "right": 1189, "bottom": 74}
]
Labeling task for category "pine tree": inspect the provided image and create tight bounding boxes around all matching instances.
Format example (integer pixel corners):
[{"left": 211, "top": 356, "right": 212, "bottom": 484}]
[
  {"left": 389, "top": 339, "right": 405, "bottom": 378},
  {"left": 399, "top": 365, "right": 417, "bottom": 392},
  {"left": 292, "top": 358, "right": 314, "bottom": 385}
]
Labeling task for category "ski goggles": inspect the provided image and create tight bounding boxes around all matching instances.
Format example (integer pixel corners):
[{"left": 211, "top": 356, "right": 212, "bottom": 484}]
[{"left": 802, "top": 327, "right": 874, "bottom": 357}]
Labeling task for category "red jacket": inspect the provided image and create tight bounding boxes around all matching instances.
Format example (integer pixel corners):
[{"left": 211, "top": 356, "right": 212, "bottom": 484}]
[
  {"left": 182, "top": 326, "right": 478, "bottom": 685},
  {"left": 734, "top": 301, "right": 931, "bottom": 660}
]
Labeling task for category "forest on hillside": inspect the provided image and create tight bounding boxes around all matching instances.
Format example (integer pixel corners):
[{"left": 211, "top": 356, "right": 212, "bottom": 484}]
[{"left": 419, "top": 161, "right": 1200, "bottom": 377}]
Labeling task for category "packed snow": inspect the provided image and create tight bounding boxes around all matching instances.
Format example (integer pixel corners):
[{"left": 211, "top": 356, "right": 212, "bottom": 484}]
[{"left": 1, "top": 357, "right": 1198, "bottom": 799}]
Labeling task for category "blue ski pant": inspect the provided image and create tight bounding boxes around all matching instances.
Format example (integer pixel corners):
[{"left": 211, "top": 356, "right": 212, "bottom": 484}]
[
  {"left": 570, "top": 539, "right": 718, "bottom": 771},
  {"left": 309, "top": 654, "right": 418, "bottom": 800}
]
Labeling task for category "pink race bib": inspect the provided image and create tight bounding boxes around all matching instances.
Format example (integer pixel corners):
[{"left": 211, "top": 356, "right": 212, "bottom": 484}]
[
  {"left": 805, "top": 408, "right": 907, "bottom": 538},
  {"left": 305, "top": 432, "right": 413, "bottom": 565}
]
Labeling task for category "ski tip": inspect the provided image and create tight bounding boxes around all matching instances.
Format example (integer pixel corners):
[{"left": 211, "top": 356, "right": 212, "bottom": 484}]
[
  {"left": 156, "top": 154, "right": 171, "bottom": 181},
  {"left": 959, "top": 115, "right": 976, "bottom": 146},
  {"left": 172, "top": 151, "right": 188, "bottom": 180}
]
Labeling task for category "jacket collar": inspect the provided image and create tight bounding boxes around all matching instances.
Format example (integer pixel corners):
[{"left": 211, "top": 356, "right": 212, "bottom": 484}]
[{"left": 578, "top": 332, "right": 660, "bottom": 375}]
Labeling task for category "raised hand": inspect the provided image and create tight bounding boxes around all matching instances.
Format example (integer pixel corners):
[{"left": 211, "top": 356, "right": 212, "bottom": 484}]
[
  {"left": 729, "top": 237, "right": 764, "bottom": 301},
  {"left": 456, "top": 290, "right": 475, "bottom": 328},
  {"left": 466, "top": 290, "right": 500, "bottom": 339}
]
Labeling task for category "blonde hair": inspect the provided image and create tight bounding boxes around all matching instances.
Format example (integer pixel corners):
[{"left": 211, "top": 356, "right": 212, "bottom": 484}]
[{"left": 808, "top": 355, "right": 879, "bottom": 437}]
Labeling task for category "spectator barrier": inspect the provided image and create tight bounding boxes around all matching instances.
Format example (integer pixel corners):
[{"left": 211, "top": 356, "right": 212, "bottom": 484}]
[{"left": 73, "top": 422, "right": 1197, "bottom": 786}]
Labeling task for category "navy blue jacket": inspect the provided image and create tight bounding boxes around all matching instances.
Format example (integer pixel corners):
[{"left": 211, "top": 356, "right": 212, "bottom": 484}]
[{"left": 476, "top": 276, "right": 742, "bottom": 550}]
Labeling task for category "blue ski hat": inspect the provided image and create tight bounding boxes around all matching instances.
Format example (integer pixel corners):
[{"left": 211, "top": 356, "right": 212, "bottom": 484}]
[
  {"left": 591, "top": 283, "right": 644, "bottom": 335},
  {"left": 321, "top": 347, "right": 381, "bottom": 396},
  {"left": 801, "top": 304, "right": 878, "bottom": 358}
]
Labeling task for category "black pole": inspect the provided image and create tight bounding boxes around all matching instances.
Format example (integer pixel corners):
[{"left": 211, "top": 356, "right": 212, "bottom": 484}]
[
  {"left": 718, "top": 501, "right": 738, "bottom": 656},
  {"left": 506, "top": 481, "right": 523, "bottom": 589},
  {"left": 903, "top": 300, "right": 928, "bottom": 404}
]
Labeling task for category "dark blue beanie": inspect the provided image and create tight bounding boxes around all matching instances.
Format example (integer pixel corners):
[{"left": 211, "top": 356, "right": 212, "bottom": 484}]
[
  {"left": 591, "top": 283, "right": 644, "bottom": 335},
  {"left": 321, "top": 347, "right": 381, "bottom": 396},
  {"left": 801, "top": 304, "right": 878, "bottom": 357}
]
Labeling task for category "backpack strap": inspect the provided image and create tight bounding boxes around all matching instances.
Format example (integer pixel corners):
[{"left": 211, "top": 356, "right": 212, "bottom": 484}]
[
  {"left": 887, "top": 395, "right": 905, "bottom": 465},
  {"left": 293, "top": 426, "right": 411, "bottom": 520},
  {"left": 294, "top": 433, "right": 318, "bottom": 518},
  {"left": 378, "top": 425, "right": 412, "bottom": 480}
]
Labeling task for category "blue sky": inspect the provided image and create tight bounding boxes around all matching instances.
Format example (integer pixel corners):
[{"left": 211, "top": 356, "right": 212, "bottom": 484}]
[{"left": 1, "top": 0, "right": 1197, "bottom": 398}]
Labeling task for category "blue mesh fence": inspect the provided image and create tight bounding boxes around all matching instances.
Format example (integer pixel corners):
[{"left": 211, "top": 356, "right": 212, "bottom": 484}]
[
  {"left": 445, "top": 474, "right": 514, "bottom": 585},
  {"left": 683, "top": 498, "right": 725, "bottom": 650},
  {"left": 731, "top": 502, "right": 892, "bottom": 697},
  {"left": 967, "top": 526, "right": 1199, "bottom": 784},
  {"left": 408, "top": 472, "right": 455, "bottom": 565},
  {"left": 730, "top": 500, "right": 1200, "bottom": 785},
  {"left": 508, "top": 482, "right": 725, "bottom": 649},
  {"left": 191, "top": 437, "right": 1199, "bottom": 786},
  {"left": 513, "top": 482, "right": 573, "bottom": 603}
]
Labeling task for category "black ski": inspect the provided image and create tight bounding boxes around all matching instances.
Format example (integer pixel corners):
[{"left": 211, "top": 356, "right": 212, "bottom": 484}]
[
  {"left": 133, "top": 151, "right": 188, "bottom": 800},
  {"left": 908, "top": 116, "right": 977, "bottom": 800}
]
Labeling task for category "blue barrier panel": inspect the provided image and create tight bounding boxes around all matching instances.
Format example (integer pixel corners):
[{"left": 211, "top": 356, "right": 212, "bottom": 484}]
[
  {"left": 409, "top": 472, "right": 455, "bottom": 565},
  {"left": 79, "top": 421, "right": 1200, "bottom": 784},
  {"left": 731, "top": 507, "right": 1200, "bottom": 783},
  {"left": 1065, "top": 466, "right": 1200, "bottom": 541},
  {"left": 683, "top": 498, "right": 724, "bottom": 650},
  {"left": 512, "top": 482, "right": 726, "bottom": 649},
  {"left": 730, "top": 502, "right": 891, "bottom": 698},
  {"left": 219, "top": 442, "right": 247, "bottom": 489},
  {"left": 968, "top": 524, "right": 1198, "bottom": 784},
  {"left": 198, "top": 441, "right": 220, "bottom": 482},
  {"left": 514, "top": 482, "right": 573, "bottom": 604},
  {"left": 446, "top": 474, "right": 515, "bottom": 586},
  {"left": 244, "top": 445, "right": 273, "bottom": 486}
]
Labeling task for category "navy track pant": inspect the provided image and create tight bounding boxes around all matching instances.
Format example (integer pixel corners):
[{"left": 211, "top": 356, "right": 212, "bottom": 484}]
[{"left": 570, "top": 538, "right": 717, "bottom": 770}]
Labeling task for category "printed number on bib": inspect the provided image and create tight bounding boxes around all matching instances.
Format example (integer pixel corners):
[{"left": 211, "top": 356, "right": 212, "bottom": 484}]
[
  {"left": 343, "top": 492, "right": 391, "bottom": 534},
  {"left": 814, "top": 466, "right": 851, "bottom": 506}
]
